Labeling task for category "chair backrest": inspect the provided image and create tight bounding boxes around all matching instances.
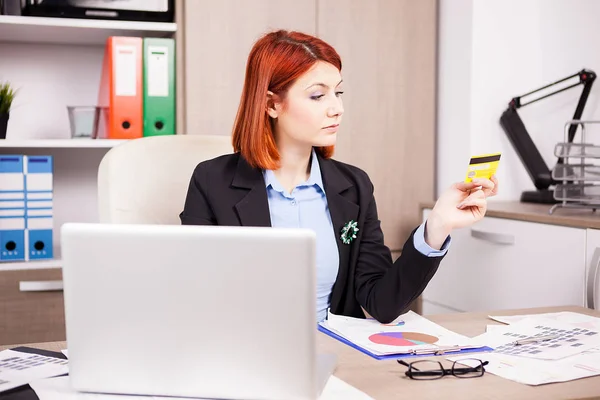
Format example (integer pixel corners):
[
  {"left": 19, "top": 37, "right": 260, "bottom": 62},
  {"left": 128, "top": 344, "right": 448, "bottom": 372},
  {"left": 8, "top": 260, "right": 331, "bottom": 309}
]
[{"left": 98, "top": 135, "right": 232, "bottom": 224}]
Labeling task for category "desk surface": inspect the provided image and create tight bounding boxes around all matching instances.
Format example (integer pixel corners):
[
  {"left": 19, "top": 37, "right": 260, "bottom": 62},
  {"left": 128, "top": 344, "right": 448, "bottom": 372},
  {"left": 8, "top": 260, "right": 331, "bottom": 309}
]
[
  {"left": 2, "top": 305, "right": 600, "bottom": 400},
  {"left": 421, "top": 200, "right": 600, "bottom": 229}
]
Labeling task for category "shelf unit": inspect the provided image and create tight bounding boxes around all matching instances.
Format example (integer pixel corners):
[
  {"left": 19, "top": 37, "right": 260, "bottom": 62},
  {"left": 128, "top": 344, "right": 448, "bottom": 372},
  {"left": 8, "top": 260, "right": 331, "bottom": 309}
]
[
  {"left": 0, "top": 14, "right": 176, "bottom": 270},
  {"left": 0, "top": 15, "right": 176, "bottom": 45},
  {"left": 0, "top": 257, "right": 61, "bottom": 272},
  {"left": 0, "top": 144, "right": 113, "bottom": 270}
]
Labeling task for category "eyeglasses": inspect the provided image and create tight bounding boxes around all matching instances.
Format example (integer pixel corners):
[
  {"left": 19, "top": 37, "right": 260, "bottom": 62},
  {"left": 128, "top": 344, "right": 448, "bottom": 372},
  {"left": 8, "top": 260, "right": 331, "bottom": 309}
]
[{"left": 397, "top": 358, "right": 488, "bottom": 380}]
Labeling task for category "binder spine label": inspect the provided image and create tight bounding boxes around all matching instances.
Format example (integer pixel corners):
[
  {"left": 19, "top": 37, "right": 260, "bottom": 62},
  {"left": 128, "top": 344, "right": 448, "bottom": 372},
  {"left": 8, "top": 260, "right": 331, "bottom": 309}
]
[
  {"left": 114, "top": 44, "right": 137, "bottom": 97},
  {"left": 148, "top": 45, "right": 169, "bottom": 97}
]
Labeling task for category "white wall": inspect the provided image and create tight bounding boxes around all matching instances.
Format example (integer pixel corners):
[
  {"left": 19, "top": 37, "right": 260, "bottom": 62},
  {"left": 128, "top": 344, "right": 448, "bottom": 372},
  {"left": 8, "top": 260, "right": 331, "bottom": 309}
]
[
  {"left": 437, "top": 0, "right": 473, "bottom": 197},
  {"left": 438, "top": 0, "right": 600, "bottom": 200}
]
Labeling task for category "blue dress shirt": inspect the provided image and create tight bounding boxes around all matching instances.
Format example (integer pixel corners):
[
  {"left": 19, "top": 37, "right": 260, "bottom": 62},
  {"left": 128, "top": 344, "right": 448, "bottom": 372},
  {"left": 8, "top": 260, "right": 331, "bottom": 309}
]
[{"left": 263, "top": 150, "right": 450, "bottom": 322}]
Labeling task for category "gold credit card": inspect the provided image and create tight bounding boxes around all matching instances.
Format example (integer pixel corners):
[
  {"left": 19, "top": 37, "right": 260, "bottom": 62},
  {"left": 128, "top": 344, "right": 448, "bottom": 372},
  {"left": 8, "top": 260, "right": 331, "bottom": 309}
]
[{"left": 465, "top": 153, "right": 501, "bottom": 182}]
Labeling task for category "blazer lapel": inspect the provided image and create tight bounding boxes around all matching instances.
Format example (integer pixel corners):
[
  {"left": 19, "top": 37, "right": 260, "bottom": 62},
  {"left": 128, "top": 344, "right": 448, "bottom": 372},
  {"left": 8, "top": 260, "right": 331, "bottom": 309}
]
[
  {"left": 318, "top": 155, "right": 359, "bottom": 302},
  {"left": 231, "top": 155, "right": 272, "bottom": 227},
  {"left": 230, "top": 152, "right": 360, "bottom": 269}
]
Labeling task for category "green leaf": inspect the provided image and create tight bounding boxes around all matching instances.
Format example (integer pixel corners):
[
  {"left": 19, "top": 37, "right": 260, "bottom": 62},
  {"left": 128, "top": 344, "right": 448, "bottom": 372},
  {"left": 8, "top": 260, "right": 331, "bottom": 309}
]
[{"left": 0, "top": 82, "right": 17, "bottom": 114}]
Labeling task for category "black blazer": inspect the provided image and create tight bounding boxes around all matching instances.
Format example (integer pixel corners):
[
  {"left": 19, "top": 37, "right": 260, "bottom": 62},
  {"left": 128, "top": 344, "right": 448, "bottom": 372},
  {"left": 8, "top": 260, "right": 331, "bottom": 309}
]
[{"left": 180, "top": 152, "right": 444, "bottom": 323}]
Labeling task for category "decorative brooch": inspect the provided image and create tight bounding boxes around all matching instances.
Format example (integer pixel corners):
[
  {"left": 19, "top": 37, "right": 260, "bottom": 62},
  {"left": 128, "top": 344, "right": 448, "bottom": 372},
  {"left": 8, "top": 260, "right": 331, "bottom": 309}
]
[{"left": 340, "top": 220, "right": 359, "bottom": 245}]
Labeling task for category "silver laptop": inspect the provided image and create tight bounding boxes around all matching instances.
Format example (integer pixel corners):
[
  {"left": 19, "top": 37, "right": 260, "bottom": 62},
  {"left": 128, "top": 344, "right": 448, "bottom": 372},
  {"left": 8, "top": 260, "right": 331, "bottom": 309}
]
[{"left": 61, "top": 223, "right": 336, "bottom": 400}]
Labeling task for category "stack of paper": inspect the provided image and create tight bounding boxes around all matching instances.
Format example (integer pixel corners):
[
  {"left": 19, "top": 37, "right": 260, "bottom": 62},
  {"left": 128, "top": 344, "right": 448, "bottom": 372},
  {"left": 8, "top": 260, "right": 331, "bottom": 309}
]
[
  {"left": 447, "top": 312, "right": 600, "bottom": 385},
  {"left": 476, "top": 319, "right": 599, "bottom": 360},
  {"left": 0, "top": 349, "right": 68, "bottom": 393},
  {"left": 319, "top": 310, "right": 490, "bottom": 359},
  {"left": 489, "top": 311, "right": 600, "bottom": 328}
]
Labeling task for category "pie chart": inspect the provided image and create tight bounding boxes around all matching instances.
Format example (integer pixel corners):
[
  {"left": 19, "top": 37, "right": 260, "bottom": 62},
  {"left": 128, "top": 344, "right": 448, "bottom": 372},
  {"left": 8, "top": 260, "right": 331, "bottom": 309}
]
[{"left": 368, "top": 332, "right": 439, "bottom": 346}]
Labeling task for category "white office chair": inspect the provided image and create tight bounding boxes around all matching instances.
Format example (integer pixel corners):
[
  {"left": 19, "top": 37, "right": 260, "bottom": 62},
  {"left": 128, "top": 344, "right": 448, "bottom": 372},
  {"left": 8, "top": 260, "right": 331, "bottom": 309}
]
[{"left": 97, "top": 135, "right": 232, "bottom": 224}]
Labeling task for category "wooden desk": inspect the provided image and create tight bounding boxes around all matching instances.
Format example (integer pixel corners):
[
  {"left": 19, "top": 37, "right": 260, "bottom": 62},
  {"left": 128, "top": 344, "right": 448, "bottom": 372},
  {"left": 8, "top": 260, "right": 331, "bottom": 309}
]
[
  {"left": 420, "top": 200, "right": 600, "bottom": 230},
  {"left": 2, "top": 306, "right": 600, "bottom": 400}
]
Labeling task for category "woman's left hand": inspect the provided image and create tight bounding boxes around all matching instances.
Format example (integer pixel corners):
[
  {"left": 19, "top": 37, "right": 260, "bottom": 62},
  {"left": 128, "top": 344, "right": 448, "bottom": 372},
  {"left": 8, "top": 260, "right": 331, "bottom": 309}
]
[{"left": 425, "top": 175, "right": 499, "bottom": 249}]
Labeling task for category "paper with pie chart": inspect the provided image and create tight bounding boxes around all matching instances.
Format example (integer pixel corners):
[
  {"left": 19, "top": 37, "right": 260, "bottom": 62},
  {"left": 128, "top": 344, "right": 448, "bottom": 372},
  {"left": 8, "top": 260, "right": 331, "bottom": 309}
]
[
  {"left": 369, "top": 331, "right": 439, "bottom": 347},
  {"left": 320, "top": 310, "right": 486, "bottom": 356}
]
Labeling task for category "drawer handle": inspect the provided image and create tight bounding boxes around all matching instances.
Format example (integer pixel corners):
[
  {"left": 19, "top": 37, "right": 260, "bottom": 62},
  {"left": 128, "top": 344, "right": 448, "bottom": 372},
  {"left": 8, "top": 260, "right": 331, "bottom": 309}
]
[
  {"left": 19, "top": 280, "right": 63, "bottom": 292},
  {"left": 470, "top": 229, "right": 515, "bottom": 245},
  {"left": 588, "top": 248, "right": 600, "bottom": 310}
]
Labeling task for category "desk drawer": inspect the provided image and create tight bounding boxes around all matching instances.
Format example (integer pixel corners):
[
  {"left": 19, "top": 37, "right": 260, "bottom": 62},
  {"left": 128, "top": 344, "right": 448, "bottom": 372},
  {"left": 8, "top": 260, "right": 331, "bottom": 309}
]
[
  {"left": 422, "top": 210, "right": 586, "bottom": 312},
  {"left": 0, "top": 268, "right": 65, "bottom": 346}
]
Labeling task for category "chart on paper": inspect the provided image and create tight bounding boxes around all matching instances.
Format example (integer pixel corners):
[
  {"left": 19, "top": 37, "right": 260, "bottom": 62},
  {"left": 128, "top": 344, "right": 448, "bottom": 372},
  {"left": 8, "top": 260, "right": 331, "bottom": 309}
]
[
  {"left": 454, "top": 313, "right": 600, "bottom": 386},
  {"left": 369, "top": 332, "right": 438, "bottom": 346},
  {"left": 492, "top": 324, "right": 599, "bottom": 360},
  {"left": 0, "top": 354, "right": 67, "bottom": 372}
]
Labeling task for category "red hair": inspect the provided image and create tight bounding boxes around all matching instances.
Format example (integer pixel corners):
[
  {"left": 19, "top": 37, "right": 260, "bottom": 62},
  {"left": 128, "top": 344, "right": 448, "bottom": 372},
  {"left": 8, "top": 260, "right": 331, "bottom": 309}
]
[{"left": 232, "top": 30, "right": 342, "bottom": 170}]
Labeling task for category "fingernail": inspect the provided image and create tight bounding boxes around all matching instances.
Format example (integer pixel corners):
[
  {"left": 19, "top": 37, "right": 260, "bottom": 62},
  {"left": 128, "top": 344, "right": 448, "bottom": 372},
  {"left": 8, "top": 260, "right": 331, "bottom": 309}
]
[{"left": 457, "top": 203, "right": 464, "bottom": 209}]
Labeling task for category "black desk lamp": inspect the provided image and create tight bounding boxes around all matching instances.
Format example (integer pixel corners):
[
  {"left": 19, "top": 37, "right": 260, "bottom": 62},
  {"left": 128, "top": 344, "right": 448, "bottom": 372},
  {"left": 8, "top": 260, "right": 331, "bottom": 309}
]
[{"left": 500, "top": 69, "right": 596, "bottom": 204}]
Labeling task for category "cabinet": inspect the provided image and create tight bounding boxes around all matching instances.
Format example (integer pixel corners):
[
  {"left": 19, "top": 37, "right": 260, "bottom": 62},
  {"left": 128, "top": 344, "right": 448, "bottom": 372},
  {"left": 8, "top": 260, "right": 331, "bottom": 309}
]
[
  {"left": 585, "top": 229, "right": 600, "bottom": 310},
  {"left": 183, "top": 0, "right": 437, "bottom": 252},
  {"left": 421, "top": 208, "right": 589, "bottom": 314},
  {"left": 183, "top": 0, "right": 316, "bottom": 139},
  {"left": 0, "top": 268, "right": 65, "bottom": 346},
  {"left": 316, "top": 0, "right": 437, "bottom": 250}
]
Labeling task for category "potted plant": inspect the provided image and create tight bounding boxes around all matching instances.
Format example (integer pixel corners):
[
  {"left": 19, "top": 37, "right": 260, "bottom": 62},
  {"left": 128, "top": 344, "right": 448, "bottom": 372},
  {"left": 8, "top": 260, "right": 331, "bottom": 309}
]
[{"left": 0, "top": 81, "right": 16, "bottom": 139}]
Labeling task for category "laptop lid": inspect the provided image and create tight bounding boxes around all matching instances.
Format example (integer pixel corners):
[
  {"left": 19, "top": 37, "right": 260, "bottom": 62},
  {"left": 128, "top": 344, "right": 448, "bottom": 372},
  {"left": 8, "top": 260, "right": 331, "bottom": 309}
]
[{"left": 61, "top": 223, "right": 321, "bottom": 400}]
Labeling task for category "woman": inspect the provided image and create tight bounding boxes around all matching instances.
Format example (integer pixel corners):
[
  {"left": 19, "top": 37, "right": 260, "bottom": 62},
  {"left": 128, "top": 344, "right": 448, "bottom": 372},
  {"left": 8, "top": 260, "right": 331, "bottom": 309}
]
[{"left": 180, "top": 30, "right": 498, "bottom": 324}]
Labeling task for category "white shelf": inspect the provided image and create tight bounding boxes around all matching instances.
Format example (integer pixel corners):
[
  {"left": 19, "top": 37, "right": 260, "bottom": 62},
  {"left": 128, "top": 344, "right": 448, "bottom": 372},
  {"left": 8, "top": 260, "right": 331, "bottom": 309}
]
[
  {"left": 0, "top": 139, "right": 128, "bottom": 149},
  {"left": 1, "top": 246, "right": 62, "bottom": 271},
  {"left": 0, "top": 15, "right": 176, "bottom": 45},
  {"left": 0, "top": 258, "right": 61, "bottom": 271}
]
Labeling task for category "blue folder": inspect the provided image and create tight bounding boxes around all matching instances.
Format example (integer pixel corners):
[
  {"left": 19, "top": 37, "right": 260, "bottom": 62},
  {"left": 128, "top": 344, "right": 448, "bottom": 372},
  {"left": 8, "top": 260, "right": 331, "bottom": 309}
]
[
  {"left": 0, "top": 155, "right": 26, "bottom": 262},
  {"left": 318, "top": 324, "right": 493, "bottom": 360}
]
